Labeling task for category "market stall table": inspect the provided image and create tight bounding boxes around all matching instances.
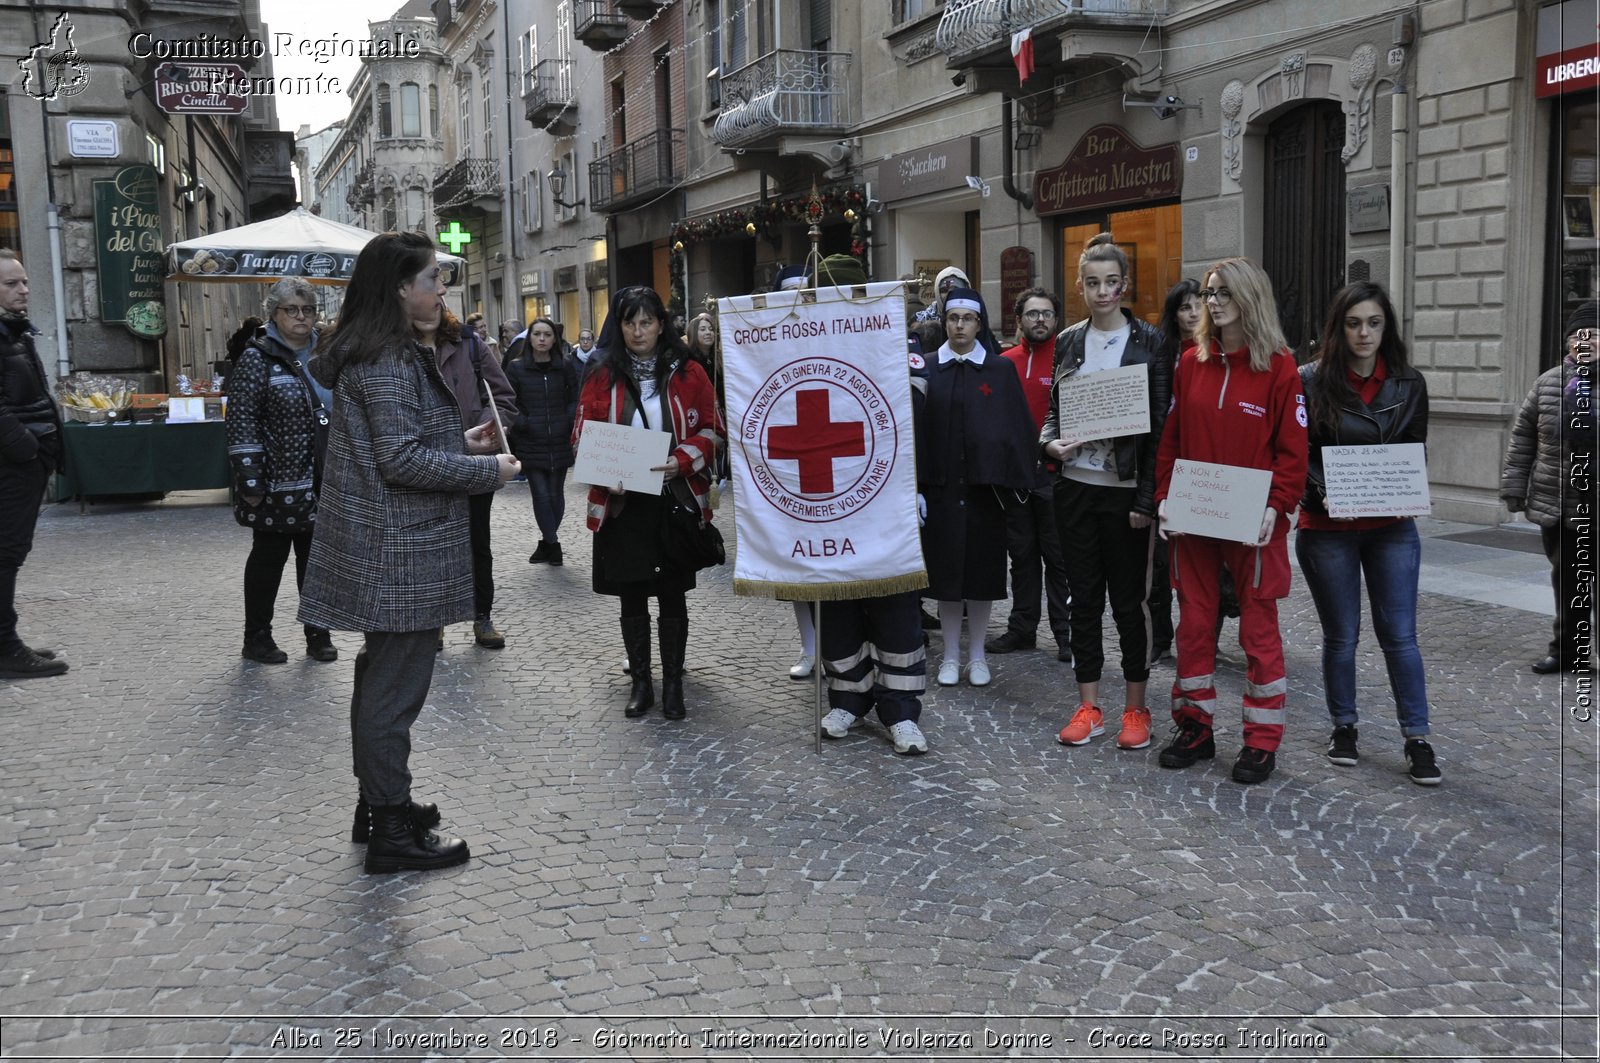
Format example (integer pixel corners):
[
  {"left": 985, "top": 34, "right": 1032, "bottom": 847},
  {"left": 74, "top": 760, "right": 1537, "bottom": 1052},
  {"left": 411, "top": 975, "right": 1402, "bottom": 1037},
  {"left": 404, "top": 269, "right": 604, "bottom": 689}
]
[{"left": 58, "top": 420, "right": 230, "bottom": 511}]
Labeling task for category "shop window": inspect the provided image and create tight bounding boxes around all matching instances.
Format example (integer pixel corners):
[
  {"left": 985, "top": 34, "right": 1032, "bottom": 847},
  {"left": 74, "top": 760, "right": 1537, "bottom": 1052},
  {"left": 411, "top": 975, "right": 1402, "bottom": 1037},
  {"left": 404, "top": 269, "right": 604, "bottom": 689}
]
[
  {"left": 1548, "top": 92, "right": 1599, "bottom": 371},
  {"left": 1057, "top": 203, "right": 1184, "bottom": 327},
  {"left": 0, "top": 108, "right": 15, "bottom": 252}
]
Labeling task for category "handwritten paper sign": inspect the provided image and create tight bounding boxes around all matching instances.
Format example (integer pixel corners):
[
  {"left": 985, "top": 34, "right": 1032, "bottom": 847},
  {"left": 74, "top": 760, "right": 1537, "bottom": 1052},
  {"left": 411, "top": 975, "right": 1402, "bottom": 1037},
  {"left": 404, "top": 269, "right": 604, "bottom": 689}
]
[
  {"left": 573, "top": 420, "right": 672, "bottom": 494},
  {"left": 1322, "top": 442, "right": 1430, "bottom": 517},
  {"left": 1164, "top": 459, "right": 1273, "bottom": 543},
  {"left": 166, "top": 397, "right": 206, "bottom": 423},
  {"left": 1057, "top": 362, "right": 1150, "bottom": 444}
]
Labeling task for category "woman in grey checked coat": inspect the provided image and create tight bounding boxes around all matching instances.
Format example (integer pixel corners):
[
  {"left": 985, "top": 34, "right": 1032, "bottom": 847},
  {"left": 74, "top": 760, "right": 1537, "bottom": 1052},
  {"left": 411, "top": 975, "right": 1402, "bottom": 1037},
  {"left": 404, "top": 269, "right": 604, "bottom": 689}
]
[{"left": 298, "top": 232, "right": 521, "bottom": 874}]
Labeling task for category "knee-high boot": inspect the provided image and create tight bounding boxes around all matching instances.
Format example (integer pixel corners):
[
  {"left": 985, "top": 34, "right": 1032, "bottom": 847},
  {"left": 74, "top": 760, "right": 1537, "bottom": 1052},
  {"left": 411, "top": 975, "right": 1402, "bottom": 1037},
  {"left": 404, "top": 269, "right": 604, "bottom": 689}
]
[
  {"left": 622, "top": 615, "right": 655, "bottom": 717},
  {"left": 659, "top": 616, "right": 689, "bottom": 720}
]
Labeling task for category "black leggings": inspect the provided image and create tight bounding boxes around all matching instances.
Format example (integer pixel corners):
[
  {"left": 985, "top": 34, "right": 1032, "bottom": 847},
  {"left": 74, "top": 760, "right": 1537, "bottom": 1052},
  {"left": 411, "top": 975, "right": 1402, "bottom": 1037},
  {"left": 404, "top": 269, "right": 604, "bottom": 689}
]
[
  {"left": 243, "top": 528, "right": 316, "bottom": 634},
  {"left": 619, "top": 590, "right": 687, "bottom": 620}
]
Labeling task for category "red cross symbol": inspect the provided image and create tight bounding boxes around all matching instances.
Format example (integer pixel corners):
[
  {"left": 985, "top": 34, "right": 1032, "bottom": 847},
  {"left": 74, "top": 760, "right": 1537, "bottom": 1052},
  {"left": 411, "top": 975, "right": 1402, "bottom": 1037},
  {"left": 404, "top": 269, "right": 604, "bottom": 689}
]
[
  {"left": 979, "top": 383, "right": 993, "bottom": 396},
  {"left": 767, "top": 388, "right": 867, "bottom": 494}
]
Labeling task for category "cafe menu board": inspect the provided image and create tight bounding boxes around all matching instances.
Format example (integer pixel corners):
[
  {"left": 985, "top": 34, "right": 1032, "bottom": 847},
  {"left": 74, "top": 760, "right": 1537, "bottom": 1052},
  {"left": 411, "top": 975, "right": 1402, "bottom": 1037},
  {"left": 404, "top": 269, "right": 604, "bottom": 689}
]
[
  {"left": 93, "top": 164, "right": 166, "bottom": 338},
  {"left": 1321, "top": 443, "right": 1431, "bottom": 518}
]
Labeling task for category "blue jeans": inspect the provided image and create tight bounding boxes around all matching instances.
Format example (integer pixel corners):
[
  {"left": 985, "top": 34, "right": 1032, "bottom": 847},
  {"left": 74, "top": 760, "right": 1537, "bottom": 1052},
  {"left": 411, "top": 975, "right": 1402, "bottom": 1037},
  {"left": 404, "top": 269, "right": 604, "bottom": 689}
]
[
  {"left": 526, "top": 467, "right": 568, "bottom": 543},
  {"left": 1295, "top": 521, "right": 1430, "bottom": 737}
]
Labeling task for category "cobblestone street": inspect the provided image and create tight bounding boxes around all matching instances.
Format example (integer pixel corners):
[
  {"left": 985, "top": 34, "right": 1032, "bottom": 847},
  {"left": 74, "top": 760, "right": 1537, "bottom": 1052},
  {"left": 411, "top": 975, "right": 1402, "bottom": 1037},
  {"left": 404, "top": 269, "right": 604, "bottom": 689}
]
[{"left": 0, "top": 486, "right": 1595, "bottom": 1060}]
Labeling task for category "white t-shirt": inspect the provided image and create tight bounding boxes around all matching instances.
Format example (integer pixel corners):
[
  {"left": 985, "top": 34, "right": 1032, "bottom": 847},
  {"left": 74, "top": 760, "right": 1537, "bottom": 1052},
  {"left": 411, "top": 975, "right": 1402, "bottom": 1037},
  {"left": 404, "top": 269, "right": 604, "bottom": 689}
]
[
  {"left": 1064, "top": 322, "right": 1137, "bottom": 488},
  {"left": 631, "top": 374, "right": 660, "bottom": 430}
]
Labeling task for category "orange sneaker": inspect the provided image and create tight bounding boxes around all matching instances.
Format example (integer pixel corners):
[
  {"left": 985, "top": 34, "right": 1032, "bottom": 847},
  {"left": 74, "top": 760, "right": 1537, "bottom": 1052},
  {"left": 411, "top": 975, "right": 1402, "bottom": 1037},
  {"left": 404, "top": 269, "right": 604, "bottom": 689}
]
[
  {"left": 1118, "top": 706, "right": 1153, "bottom": 749},
  {"left": 1057, "top": 703, "right": 1104, "bottom": 746}
]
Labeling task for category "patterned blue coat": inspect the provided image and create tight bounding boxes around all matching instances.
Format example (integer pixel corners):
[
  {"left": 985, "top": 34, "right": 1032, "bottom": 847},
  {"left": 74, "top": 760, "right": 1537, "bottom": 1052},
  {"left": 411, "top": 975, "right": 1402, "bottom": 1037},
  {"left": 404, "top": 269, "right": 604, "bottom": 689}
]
[{"left": 298, "top": 342, "right": 501, "bottom": 633}]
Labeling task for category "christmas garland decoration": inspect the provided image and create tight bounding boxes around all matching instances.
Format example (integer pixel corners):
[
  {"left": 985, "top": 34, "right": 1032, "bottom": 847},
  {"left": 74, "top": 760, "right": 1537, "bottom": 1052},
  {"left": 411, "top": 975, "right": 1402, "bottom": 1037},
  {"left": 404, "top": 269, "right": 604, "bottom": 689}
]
[{"left": 668, "top": 184, "right": 870, "bottom": 313}]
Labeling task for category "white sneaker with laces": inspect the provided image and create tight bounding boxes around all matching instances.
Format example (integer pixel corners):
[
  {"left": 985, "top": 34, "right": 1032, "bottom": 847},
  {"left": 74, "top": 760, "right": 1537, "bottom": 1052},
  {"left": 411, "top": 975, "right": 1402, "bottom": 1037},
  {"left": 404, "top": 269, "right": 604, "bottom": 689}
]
[
  {"left": 789, "top": 653, "right": 815, "bottom": 680},
  {"left": 820, "top": 708, "right": 857, "bottom": 738},
  {"left": 936, "top": 660, "right": 960, "bottom": 686},
  {"left": 967, "top": 659, "right": 991, "bottom": 686},
  {"left": 890, "top": 720, "right": 929, "bottom": 755}
]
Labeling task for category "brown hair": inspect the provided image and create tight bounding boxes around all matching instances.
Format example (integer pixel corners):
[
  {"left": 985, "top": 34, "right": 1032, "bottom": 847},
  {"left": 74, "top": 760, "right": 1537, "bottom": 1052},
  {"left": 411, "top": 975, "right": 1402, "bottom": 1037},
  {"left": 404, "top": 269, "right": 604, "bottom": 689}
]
[{"left": 1077, "top": 232, "right": 1129, "bottom": 279}]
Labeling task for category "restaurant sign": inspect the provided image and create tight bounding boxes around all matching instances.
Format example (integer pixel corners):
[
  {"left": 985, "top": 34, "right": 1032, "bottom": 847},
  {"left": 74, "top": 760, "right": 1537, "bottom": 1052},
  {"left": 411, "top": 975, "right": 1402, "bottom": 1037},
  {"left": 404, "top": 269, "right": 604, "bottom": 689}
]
[
  {"left": 1034, "top": 125, "right": 1181, "bottom": 217},
  {"left": 93, "top": 164, "right": 167, "bottom": 338}
]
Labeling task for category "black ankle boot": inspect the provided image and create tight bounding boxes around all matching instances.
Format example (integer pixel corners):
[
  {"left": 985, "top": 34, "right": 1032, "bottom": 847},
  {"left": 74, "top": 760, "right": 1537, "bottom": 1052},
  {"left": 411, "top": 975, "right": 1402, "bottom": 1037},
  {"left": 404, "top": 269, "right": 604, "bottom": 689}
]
[
  {"left": 306, "top": 628, "right": 339, "bottom": 662},
  {"left": 242, "top": 628, "right": 287, "bottom": 664},
  {"left": 621, "top": 616, "right": 654, "bottom": 717},
  {"left": 528, "top": 540, "right": 550, "bottom": 563},
  {"left": 547, "top": 542, "right": 563, "bottom": 566},
  {"left": 363, "top": 802, "right": 469, "bottom": 873},
  {"left": 351, "top": 795, "right": 442, "bottom": 843},
  {"left": 659, "top": 616, "right": 689, "bottom": 720}
]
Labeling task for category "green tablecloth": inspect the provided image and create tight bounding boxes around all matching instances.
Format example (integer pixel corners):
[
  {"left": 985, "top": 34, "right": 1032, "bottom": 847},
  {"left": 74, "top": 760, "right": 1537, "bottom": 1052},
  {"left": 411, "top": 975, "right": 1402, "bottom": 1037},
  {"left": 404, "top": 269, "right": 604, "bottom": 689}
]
[{"left": 59, "top": 419, "right": 230, "bottom": 499}]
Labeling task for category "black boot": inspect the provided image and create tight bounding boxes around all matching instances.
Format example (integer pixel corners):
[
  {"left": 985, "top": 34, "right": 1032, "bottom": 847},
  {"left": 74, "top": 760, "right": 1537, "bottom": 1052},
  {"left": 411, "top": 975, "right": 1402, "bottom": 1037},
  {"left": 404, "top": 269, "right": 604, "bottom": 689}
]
[
  {"left": 528, "top": 540, "right": 551, "bottom": 563},
  {"left": 363, "top": 802, "right": 470, "bottom": 873},
  {"left": 659, "top": 616, "right": 689, "bottom": 720},
  {"left": 621, "top": 616, "right": 655, "bottom": 717},
  {"left": 242, "top": 628, "right": 287, "bottom": 664},
  {"left": 351, "top": 795, "right": 442, "bottom": 843},
  {"left": 306, "top": 627, "right": 339, "bottom": 662},
  {"left": 547, "top": 542, "right": 563, "bottom": 567}
]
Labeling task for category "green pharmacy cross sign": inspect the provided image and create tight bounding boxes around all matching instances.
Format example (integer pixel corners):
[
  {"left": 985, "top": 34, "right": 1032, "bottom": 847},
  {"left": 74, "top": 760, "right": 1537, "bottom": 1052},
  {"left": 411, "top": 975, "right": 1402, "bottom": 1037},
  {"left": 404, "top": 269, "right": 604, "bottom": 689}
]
[{"left": 438, "top": 222, "right": 472, "bottom": 254}]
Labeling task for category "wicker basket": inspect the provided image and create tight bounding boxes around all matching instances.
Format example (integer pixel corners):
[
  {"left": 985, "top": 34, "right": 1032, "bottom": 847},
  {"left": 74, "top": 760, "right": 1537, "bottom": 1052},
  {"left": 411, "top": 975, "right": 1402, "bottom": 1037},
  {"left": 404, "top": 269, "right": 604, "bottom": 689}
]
[{"left": 62, "top": 405, "right": 113, "bottom": 424}]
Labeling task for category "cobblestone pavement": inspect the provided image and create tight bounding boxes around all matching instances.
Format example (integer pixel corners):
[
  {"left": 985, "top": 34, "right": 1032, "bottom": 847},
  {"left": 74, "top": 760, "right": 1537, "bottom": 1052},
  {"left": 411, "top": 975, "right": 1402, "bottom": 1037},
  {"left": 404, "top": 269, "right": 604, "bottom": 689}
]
[{"left": 1, "top": 487, "right": 1595, "bottom": 1061}]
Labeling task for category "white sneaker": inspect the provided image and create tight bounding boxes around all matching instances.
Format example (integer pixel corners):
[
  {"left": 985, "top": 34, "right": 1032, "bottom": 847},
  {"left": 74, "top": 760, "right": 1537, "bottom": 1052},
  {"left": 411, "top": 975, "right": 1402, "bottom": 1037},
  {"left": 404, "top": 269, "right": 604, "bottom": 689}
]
[
  {"left": 820, "top": 708, "right": 857, "bottom": 738},
  {"left": 936, "top": 659, "right": 960, "bottom": 686},
  {"left": 967, "top": 659, "right": 991, "bottom": 686},
  {"left": 789, "top": 653, "right": 815, "bottom": 680},
  {"left": 890, "top": 720, "right": 929, "bottom": 755}
]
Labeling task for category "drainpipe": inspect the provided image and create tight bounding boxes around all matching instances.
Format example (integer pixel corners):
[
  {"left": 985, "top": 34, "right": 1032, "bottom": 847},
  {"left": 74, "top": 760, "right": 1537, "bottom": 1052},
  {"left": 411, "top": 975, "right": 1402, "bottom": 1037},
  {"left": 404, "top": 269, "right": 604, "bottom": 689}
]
[
  {"left": 1388, "top": 81, "right": 1408, "bottom": 320},
  {"left": 1001, "top": 96, "right": 1033, "bottom": 210}
]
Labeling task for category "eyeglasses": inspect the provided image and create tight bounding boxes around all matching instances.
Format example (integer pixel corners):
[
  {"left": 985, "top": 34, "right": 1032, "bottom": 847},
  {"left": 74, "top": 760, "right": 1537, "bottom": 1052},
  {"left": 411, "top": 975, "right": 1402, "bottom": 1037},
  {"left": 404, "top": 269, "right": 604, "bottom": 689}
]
[
  {"left": 1198, "top": 288, "right": 1233, "bottom": 306},
  {"left": 946, "top": 314, "right": 980, "bottom": 326},
  {"left": 1021, "top": 309, "right": 1056, "bottom": 321},
  {"left": 277, "top": 305, "right": 317, "bottom": 318}
]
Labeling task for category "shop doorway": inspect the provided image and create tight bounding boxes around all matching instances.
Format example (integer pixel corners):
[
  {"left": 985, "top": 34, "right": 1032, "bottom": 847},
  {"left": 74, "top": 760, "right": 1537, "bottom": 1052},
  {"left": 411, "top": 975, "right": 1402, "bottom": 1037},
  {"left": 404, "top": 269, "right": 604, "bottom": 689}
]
[
  {"left": 1057, "top": 202, "right": 1182, "bottom": 327},
  {"left": 1263, "top": 101, "right": 1346, "bottom": 359}
]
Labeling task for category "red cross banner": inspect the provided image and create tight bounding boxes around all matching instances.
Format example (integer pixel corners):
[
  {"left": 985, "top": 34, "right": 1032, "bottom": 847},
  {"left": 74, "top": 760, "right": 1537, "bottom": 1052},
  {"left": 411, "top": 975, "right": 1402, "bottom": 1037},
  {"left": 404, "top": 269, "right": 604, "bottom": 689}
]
[{"left": 719, "top": 281, "right": 927, "bottom": 600}]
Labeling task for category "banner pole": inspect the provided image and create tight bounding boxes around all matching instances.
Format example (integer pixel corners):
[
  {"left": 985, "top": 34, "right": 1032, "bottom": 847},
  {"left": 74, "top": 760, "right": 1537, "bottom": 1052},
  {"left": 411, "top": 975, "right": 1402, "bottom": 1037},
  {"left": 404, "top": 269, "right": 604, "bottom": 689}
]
[{"left": 813, "top": 599, "right": 823, "bottom": 755}]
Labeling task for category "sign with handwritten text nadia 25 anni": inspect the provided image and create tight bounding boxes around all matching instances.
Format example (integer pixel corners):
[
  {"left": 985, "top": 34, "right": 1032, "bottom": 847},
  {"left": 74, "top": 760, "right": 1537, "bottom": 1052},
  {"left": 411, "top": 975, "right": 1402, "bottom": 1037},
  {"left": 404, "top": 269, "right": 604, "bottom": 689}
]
[
  {"left": 92, "top": 164, "right": 167, "bottom": 337},
  {"left": 1321, "top": 442, "right": 1431, "bottom": 518},
  {"left": 1164, "top": 459, "right": 1273, "bottom": 543}
]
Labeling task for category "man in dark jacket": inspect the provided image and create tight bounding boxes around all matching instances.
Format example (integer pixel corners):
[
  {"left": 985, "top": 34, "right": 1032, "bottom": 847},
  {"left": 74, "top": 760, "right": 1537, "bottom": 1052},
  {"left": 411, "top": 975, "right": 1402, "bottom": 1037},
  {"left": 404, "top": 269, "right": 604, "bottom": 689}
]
[{"left": 0, "top": 249, "right": 67, "bottom": 678}]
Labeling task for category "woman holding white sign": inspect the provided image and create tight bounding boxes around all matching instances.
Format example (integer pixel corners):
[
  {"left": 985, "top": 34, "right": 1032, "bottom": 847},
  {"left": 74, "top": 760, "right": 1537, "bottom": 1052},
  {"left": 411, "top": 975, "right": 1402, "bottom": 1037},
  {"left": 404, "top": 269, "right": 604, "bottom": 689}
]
[
  {"left": 1295, "top": 283, "right": 1439, "bottom": 786},
  {"left": 575, "top": 286, "right": 724, "bottom": 722},
  {"left": 1040, "top": 234, "right": 1172, "bottom": 753},
  {"left": 1154, "top": 257, "right": 1308, "bottom": 786}
]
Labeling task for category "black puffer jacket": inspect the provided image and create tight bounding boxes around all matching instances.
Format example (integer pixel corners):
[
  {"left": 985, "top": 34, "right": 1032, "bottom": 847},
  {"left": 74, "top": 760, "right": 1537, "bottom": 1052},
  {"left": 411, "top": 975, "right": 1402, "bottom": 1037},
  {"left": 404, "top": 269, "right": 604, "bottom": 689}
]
[
  {"left": 505, "top": 350, "right": 579, "bottom": 470},
  {"left": 1040, "top": 309, "right": 1171, "bottom": 516},
  {"left": 224, "top": 329, "right": 327, "bottom": 532},
  {"left": 0, "top": 315, "right": 63, "bottom": 471},
  {"left": 1299, "top": 359, "right": 1429, "bottom": 517}
]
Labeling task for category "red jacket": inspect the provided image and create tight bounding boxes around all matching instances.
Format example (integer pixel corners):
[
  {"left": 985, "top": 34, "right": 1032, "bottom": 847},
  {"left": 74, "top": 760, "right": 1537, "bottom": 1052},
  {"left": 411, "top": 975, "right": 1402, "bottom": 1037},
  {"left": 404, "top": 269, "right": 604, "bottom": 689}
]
[
  {"left": 1155, "top": 345, "right": 1308, "bottom": 521},
  {"left": 574, "top": 357, "right": 725, "bottom": 531},
  {"left": 1001, "top": 336, "right": 1056, "bottom": 431}
]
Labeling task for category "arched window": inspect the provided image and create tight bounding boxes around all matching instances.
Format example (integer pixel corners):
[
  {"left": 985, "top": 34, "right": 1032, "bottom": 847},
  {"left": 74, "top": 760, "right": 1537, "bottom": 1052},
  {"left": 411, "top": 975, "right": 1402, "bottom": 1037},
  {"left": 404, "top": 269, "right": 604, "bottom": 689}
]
[
  {"left": 400, "top": 84, "right": 421, "bottom": 137},
  {"left": 377, "top": 85, "right": 392, "bottom": 138},
  {"left": 405, "top": 188, "right": 425, "bottom": 231}
]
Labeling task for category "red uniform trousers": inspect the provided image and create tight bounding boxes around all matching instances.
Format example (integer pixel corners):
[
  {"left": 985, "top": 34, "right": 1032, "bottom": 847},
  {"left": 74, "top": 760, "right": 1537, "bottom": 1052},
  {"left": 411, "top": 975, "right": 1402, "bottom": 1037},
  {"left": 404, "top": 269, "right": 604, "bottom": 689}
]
[{"left": 1169, "top": 533, "right": 1289, "bottom": 752}]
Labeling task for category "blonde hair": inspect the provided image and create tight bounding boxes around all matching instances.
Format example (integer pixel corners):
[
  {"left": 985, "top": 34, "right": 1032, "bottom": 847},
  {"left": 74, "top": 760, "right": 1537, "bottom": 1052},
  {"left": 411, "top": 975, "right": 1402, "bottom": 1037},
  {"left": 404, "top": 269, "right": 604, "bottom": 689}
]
[
  {"left": 1195, "top": 257, "right": 1287, "bottom": 373},
  {"left": 1078, "top": 231, "right": 1129, "bottom": 279}
]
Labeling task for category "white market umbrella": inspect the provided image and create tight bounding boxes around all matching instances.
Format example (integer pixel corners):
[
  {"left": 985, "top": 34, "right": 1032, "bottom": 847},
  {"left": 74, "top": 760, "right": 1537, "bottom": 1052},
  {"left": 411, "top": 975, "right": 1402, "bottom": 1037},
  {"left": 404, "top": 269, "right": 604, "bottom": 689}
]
[{"left": 166, "top": 207, "right": 464, "bottom": 285}]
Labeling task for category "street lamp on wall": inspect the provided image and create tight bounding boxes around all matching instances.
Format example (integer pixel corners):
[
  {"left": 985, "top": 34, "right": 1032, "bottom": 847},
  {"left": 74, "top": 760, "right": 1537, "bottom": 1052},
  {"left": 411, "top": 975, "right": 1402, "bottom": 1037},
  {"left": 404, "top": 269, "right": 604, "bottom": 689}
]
[{"left": 547, "top": 163, "right": 585, "bottom": 210}]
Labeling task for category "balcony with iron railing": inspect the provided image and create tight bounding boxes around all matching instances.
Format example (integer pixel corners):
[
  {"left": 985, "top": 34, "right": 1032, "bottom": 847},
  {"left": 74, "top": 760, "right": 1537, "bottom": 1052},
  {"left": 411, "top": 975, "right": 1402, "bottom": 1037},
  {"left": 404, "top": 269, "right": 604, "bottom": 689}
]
[
  {"left": 524, "top": 58, "right": 576, "bottom": 134},
  {"left": 936, "top": 0, "right": 1169, "bottom": 68},
  {"left": 711, "top": 50, "right": 854, "bottom": 152},
  {"left": 345, "top": 158, "right": 376, "bottom": 212},
  {"left": 432, "top": 158, "right": 502, "bottom": 214},
  {"left": 575, "top": 0, "right": 629, "bottom": 50},
  {"left": 588, "top": 129, "right": 684, "bottom": 212}
]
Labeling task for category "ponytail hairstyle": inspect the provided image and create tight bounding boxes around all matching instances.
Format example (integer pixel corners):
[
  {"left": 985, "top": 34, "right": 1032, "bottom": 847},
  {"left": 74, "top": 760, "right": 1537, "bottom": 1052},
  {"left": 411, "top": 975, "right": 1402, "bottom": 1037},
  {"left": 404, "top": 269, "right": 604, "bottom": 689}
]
[
  {"left": 1078, "top": 231, "right": 1130, "bottom": 280},
  {"left": 1194, "top": 257, "right": 1287, "bottom": 373},
  {"left": 1308, "top": 282, "right": 1406, "bottom": 440}
]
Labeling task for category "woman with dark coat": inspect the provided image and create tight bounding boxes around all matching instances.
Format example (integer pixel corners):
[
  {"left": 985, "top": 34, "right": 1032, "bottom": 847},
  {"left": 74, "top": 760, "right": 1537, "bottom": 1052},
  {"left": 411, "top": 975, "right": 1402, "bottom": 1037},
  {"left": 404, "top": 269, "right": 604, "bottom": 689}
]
[
  {"left": 1297, "top": 282, "right": 1439, "bottom": 786},
  {"left": 505, "top": 317, "right": 579, "bottom": 565},
  {"left": 298, "top": 231, "right": 520, "bottom": 874},
  {"left": 574, "top": 286, "right": 724, "bottom": 722},
  {"left": 920, "top": 286, "right": 1038, "bottom": 689},
  {"left": 1502, "top": 300, "right": 1598, "bottom": 676},
  {"left": 226, "top": 280, "right": 335, "bottom": 664}
]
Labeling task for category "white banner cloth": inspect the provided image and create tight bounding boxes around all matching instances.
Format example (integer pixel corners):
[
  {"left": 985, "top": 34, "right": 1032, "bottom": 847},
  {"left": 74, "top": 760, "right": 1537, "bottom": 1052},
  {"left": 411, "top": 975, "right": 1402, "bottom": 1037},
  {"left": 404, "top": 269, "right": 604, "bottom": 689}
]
[{"left": 720, "top": 281, "right": 926, "bottom": 600}]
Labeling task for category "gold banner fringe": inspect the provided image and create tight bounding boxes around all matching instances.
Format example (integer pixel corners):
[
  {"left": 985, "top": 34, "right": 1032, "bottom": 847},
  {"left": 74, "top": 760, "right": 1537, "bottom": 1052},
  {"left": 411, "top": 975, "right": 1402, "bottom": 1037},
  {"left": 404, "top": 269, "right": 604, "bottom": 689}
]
[{"left": 733, "top": 571, "right": 929, "bottom": 601}]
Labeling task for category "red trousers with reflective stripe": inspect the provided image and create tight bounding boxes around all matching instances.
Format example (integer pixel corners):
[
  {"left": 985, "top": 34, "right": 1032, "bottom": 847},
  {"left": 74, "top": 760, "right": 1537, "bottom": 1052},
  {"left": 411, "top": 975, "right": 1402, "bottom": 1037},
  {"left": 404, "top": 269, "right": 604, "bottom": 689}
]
[{"left": 1169, "top": 534, "right": 1288, "bottom": 752}]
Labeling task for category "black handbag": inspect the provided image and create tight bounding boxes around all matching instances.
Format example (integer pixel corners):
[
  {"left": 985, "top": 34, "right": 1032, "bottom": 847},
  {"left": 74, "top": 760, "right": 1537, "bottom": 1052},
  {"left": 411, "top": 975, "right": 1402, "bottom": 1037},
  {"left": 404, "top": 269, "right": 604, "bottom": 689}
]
[{"left": 659, "top": 479, "right": 725, "bottom": 571}]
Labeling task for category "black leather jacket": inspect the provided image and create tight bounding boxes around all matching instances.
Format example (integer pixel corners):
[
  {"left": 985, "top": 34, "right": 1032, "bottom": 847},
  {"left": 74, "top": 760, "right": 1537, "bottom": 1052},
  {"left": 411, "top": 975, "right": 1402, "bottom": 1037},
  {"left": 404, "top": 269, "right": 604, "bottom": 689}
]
[
  {"left": 1298, "top": 360, "right": 1429, "bottom": 516},
  {"left": 1039, "top": 310, "right": 1171, "bottom": 515},
  {"left": 0, "top": 315, "right": 63, "bottom": 471}
]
